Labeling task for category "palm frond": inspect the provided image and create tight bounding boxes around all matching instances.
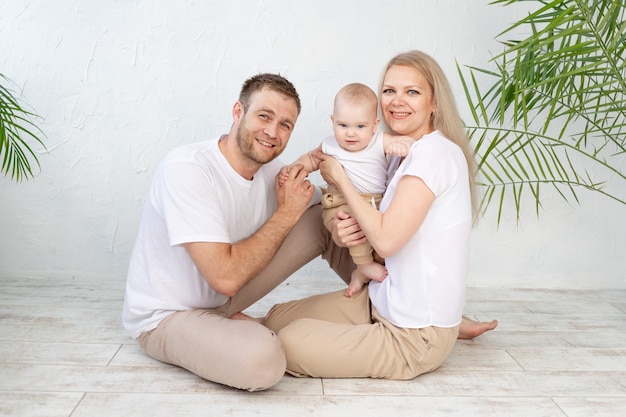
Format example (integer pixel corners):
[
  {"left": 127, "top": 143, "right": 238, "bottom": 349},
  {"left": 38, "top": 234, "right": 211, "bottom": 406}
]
[
  {"left": 460, "top": 0, "right": 626, "bottom": 224},
  {"left": 0, "top": 74, "right": 46, "bottom": 181}
]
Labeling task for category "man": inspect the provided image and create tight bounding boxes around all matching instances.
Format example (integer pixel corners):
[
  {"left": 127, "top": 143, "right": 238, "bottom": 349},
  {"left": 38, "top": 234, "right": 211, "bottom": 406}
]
[
  {"left": 122, "top": 73, "right": 496, "bottom": 392},
  {"left": 122, "top": 73, "right": 354, "bottom": 391}
]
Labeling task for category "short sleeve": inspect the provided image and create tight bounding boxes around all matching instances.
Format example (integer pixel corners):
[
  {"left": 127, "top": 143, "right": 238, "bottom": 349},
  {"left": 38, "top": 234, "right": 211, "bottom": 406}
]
[
  {"left": 151, "top": 160, "right": 229, "bottom": 246},
  {"left": 402, "top": 137, "right": 462, "bottom": 197}
]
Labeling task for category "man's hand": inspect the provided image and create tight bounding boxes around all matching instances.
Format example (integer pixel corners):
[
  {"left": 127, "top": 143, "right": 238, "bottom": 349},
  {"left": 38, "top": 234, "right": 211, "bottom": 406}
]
[{"left": 276, "top": 164, "right": 315, "bottom": 222}]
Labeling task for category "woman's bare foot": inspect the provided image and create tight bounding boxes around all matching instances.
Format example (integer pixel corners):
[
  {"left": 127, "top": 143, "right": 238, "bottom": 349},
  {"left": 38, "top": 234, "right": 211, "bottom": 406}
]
[
  {"left": 458, "top": 316, "right": 498, "bottom": 339},
  {"left": 357, "top": 261, "right": 387, "bottom": 282},
  {"left": 230, "top": 312, "right": 263, "bottom": 323}
]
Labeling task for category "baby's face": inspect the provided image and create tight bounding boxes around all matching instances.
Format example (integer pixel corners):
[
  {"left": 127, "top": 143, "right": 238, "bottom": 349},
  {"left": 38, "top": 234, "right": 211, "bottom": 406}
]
[{"left": 331, "top": 98, "right": 379, "bottom": 152}]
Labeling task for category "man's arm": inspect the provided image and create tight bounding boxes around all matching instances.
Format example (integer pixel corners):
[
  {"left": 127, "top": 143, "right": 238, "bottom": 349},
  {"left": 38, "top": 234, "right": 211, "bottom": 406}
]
[{"left": 184, "top": 164, "right": 314, "bottom": 297}]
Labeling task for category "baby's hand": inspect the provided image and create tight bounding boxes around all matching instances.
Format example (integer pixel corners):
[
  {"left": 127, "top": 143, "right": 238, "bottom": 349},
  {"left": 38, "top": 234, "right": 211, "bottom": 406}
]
[
  {"left": 385, "top": 136, "right": 414, "bottom": 157},
  {"left": 278, "top": 166, "right": 291, "bottom": 187}
]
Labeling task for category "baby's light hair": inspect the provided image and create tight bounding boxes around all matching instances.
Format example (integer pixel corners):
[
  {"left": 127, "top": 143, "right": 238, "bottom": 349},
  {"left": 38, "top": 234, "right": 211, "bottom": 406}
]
[{"left": 335, "top": 83, "right": 378, "bottom": 113}]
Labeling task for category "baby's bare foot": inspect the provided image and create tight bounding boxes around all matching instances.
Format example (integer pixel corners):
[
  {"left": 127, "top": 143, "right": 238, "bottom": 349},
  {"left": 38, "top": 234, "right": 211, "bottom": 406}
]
[
  {"left": 344, "top": 270, "right": 365, "bottom": 298},
  {"left": 357, "top": 261, "right": 387, "bottom": 282}
]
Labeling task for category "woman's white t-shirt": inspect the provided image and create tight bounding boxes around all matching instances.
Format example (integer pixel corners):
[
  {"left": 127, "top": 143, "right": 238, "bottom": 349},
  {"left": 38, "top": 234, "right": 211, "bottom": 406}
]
[
  {"left": 122, "top": 138, "right": 283, "bottom": 338},
  {"left": 368, "top": 131, "right": 471, "bottom": 329}
]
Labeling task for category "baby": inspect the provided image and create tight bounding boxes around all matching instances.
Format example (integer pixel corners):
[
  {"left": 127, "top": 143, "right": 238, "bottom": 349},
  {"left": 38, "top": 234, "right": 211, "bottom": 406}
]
[{"left": 284, "top": 83, "right": 413, "bottom": 297}]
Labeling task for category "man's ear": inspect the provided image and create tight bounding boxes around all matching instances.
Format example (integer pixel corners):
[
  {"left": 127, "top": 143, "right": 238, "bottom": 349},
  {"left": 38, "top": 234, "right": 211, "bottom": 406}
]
[{"left": 232, "top": 101, "right": 244, "bottom": 123}]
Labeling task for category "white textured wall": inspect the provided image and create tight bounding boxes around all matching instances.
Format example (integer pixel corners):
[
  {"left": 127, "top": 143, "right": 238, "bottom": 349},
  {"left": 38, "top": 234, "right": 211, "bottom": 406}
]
[{"left": 1, "top": 0, "right": 624, "bottom": 288}]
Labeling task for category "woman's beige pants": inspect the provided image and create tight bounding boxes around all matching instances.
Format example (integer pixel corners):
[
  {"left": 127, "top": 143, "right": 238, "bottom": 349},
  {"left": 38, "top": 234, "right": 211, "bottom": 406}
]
[{"left": 264, "top": 286, "right": 459, "bottom": 379}]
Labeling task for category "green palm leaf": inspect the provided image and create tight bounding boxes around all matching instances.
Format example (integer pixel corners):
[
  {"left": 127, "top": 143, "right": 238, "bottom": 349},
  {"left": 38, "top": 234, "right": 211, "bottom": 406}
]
[
  {"left": 459, "top": 0, "right": 626, "bottom": 225},
  {"left": 0, "top": 74, "right": 46, "bottom": 182}
]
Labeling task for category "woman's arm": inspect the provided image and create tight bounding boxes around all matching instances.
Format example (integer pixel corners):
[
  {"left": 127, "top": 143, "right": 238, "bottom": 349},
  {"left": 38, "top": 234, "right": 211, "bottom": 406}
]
[{"left": 318, "top": 151, "right": 434, "bottom": 258}]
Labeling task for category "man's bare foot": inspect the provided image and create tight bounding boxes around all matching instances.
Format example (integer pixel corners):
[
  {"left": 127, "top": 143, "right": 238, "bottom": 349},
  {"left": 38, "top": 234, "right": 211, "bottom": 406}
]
[
  {"left": 230, "top": 312, "right": 263, "bottom": 323},
  {"left": 458, "top": 316, "right": 498, "bottom": 339},
  {"left": 357, "top": 261, "right": 387, "bottom": 282}
]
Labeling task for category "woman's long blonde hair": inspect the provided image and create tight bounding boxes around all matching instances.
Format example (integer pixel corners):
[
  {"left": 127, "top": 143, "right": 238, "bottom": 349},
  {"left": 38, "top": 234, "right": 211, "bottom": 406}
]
[{"left": 380, "top": 50, "right": 479, "bottom": 223}]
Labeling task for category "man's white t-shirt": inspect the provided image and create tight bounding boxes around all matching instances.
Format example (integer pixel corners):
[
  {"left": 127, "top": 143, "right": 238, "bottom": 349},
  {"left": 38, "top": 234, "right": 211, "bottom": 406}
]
[
  {"left": 122, "top": 138, "right": 283, "bottom": 338},
  {"left": 368, "top": 131, "right": 471, "bottom": 329}
]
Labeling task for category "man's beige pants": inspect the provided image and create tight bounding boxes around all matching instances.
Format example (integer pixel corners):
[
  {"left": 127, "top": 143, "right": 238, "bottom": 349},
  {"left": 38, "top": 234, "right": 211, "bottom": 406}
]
[{"left": 137, "top": 205, "right": 355, "bottom": 391}]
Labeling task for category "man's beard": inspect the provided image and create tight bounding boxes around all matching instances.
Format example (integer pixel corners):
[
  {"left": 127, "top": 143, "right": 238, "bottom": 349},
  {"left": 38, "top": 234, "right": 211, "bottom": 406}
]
[{"left": 235, "top": 122, "right": 281, "bottom": 165}]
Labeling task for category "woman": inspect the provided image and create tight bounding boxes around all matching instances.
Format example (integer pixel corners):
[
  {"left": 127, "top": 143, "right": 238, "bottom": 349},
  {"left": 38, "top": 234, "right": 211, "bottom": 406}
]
[{"left": 262, "top": 50, "right": 496, "bottom": 379}]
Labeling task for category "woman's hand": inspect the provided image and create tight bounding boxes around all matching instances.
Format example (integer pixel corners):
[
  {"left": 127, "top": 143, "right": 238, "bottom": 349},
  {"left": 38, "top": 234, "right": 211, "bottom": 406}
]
[
  {"left": 315, "top": 150, "right": 367, "bottom": 248},
  {"left": 314, "top": 149, "right": 349, "bottom": 190},
  {"left": 331, "top": 210, "right": 367, "bottom": 248}
]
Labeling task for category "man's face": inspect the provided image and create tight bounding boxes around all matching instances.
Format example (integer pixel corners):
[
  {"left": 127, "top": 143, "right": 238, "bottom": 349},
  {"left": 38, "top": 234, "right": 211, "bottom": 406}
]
[{"left": 235, "top": 87, "right": 299, "bottom": 165}]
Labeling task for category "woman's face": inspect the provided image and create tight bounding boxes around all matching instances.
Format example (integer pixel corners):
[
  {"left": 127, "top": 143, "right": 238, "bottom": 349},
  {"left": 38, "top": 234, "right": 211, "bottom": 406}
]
[{"left": 380, "top": 65, "right": 436, "bottom": 139}]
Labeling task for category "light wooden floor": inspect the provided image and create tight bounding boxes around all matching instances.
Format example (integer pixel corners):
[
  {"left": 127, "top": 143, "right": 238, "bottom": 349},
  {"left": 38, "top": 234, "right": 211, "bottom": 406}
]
[{"left": 1, "top": 264, "right": 625, "bottom": 417}]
